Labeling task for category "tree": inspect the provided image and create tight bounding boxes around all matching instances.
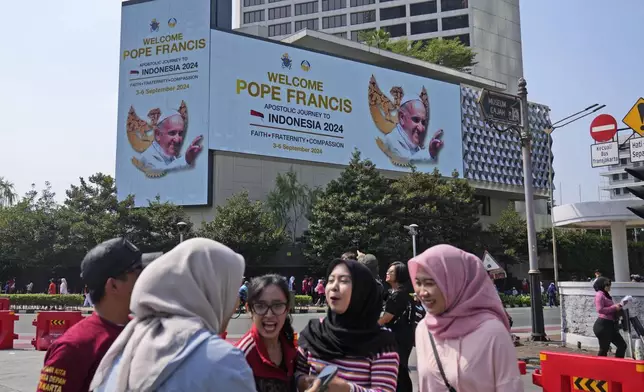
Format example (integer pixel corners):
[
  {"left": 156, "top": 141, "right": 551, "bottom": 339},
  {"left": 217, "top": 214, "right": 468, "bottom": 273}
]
[
  {"left": 390, "top": 169, "right": 481, "bottom": 258},
  {"left": 358, "top": 30, "right": 477, "bottom": 72},
  {"left": 485, "top": 204, "right": 528, "bottom": 266},
  {"left": 304, "top": 150, "right": 396, "bottom": 272},
  {"left": 198, "top": 191, "right": 286, "bottom": 266},
  {"left": 0, "top": 177, "right": 17, "bottom": 206},
  {"left": 127, "top": 196, "right": 194, "bottom": 253},
  {"left": 266, "top": 168, "right": 320, "bottom": 243}
]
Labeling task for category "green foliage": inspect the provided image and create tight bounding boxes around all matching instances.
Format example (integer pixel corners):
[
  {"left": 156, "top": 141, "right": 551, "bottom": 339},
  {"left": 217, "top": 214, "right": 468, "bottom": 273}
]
[
  {"left": 485, "top": 204, "right": 528, "bottom": 266},
  {"left": 304, "top": 150, "right": 396, "bottom": 273},
  {"left": 0, "top": 174, "right": 191, "bottom": 285},
  {"left": 266, "top": 168, "right": 320, "bottom": 243},
  {"left": 293, "top": 295, "right": 312, "bottom": 308},
  {"left": 390, "top": 169, "right": 480, "bottom": 256},
  {"left": 198, "top": 191, "right": 287, "bottom": 267},
  {"left": 2, "top": 294, "right": 84, "bottom": 307},
  {"left": 0, "top": 177, "right": 17, "bottom": 206},
  {"left": 358, "top": 30, "right": 477, "bottom": 72}
]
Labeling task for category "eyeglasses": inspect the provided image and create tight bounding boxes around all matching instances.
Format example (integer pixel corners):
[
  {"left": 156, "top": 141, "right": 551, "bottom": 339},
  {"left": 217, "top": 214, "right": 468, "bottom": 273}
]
[{"left": 251, "top": 302, "right": 288, "bottom": 316}]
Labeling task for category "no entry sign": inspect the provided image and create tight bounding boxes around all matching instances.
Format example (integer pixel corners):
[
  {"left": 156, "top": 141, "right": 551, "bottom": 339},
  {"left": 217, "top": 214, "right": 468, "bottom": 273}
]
[{"left": 590, "top": 114, "right": 618, "bottom": 142}]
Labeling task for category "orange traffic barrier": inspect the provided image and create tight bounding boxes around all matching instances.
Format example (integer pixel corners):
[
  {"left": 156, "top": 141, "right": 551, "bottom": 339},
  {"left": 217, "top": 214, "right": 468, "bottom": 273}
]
[
  {"left": 31, "top": 311, "right": 83, "bottom": 351},
  {"left": 534, "top": 351, "right": 644, "bottom": 392},
  {"left": 0, "top": 298, "right": 9, "bottom": 311},
  {"left": 0, "top": 311, "right": 19, "bottom": 350}
]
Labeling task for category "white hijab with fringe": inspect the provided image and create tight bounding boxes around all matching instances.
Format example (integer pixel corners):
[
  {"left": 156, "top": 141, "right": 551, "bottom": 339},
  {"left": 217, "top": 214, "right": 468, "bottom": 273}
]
[{"left": 90, "top": 238, "right": 245, "bottom": 391}]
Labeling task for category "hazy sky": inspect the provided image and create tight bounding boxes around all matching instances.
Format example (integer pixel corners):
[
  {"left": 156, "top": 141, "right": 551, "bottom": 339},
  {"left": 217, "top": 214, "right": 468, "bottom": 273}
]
[{"left": 1, "top": 0, "right": 641, "bottom": 205}]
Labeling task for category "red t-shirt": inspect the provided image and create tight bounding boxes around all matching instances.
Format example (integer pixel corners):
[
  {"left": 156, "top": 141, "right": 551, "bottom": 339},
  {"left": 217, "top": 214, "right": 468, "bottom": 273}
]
[{"left": 36, "top": 313, "right": 125, "bottom": 392}]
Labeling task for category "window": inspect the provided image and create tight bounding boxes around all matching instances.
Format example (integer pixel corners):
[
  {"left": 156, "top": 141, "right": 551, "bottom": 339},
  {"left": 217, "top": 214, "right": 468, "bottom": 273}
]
[
  {"left": 322, "top": 0, "right": 346, "bottom": 11},
  {"left": 295, "top": 1, "right": 318, "bottom": 15},
  {"left": 475, "top": 195, "right": 491, "bottom": 216},
  {"left": 244, "top": 0, "right": 265, "bottom": 6},
  {"left": 333, "top": 31, "right": 347, "bottom": 38},
  {"left": 614, "top": 188, "right": 622, "bottom": 196},
  {"left": 243, "top": 10, "right": 264, "bottom": 23},
  {"left": 410, "top": 19, "right": 438, "bottom": 35},
  {"left": 350, "top": 0, "right": 375, "bottom": 7},
  {"left": 441, "top": 0, "right": 467, "bottom": 12},
  {"left": 322, "top": 14, "right": 347, "bottom": 29},
  {"left": 295, "top": 18, "right": 319, "bottom": 31},
  {"left": 613, "top": 174, "right": 620, "bottom": 181},
  {"left": 380, "top": 6, "right": 406, "bottom": 21},
  {"left": 268, "top": 0, "right": 284, "bottom": 2},
  {"left": 269, "top": 5, "right": 291, "bottom": 20},
  {"left": 442, "top": 14, "right": 469, "bottom": 31},
  {"left": 444, "top": 33, "right": 470, "bottom": 46},
  {"left": 268, "top": 22, "right": 291, "bottom": 36},
  {"left": 350, "top": 10, "right": 375, "bottom": 25},
  {"left": 625, "top": 188, "right": 631, "bottom": 194},
  {"left": 410, "top": 1, "right": 437, "bottom": 16},
  {"left": 622, "top": 173, "right": 629, "bottom": 180},
  {"left": 621, "top": 158, "right": 628, "bottom": 165},
  {"left": 382, "top": 23, "right": 406, "bottom": 37}
]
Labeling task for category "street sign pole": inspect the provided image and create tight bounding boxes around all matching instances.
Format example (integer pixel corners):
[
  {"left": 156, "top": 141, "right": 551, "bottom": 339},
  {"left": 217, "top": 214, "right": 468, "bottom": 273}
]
[{"left": 517, "top": 78, "right": 547, "bottom": 341}]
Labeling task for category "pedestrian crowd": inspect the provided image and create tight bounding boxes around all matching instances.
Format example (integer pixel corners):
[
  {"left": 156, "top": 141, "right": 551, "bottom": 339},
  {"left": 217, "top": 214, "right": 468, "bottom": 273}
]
[{"left": 35, "top": 236, "right": 525, "bottom": 392}]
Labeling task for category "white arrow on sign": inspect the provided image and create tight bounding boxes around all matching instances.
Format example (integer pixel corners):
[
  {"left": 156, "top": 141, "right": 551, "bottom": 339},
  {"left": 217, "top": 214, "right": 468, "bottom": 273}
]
[{"left": 482, "top": 251, "right": 502, "bottom": 271}]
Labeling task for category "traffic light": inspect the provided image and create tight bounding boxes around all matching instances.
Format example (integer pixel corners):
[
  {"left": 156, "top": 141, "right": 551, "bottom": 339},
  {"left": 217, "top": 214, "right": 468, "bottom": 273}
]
[{"left": 625, "top": 167, "right": 644, "bottom": 219}]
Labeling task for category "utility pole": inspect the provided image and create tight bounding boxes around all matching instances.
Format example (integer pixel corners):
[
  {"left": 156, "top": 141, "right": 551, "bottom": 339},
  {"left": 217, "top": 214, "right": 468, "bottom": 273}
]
[{"left": 517, "top": 78, "right": 546, "bottom": 341}]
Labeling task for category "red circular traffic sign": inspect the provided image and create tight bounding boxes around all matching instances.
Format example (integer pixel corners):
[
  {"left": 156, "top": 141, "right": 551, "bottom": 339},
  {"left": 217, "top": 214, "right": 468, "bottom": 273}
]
[{"left": 590, "top": 114, "right": 618, "bottom": 142}]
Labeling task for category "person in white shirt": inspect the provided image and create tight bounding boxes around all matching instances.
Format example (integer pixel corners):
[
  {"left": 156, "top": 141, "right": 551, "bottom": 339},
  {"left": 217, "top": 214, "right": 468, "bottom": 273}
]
[
  {"left": 139, "top": 112, "right": 203, "bottom": 174},
  {"left": 59, "top": 278, "right": 68, "bottom": 295}
]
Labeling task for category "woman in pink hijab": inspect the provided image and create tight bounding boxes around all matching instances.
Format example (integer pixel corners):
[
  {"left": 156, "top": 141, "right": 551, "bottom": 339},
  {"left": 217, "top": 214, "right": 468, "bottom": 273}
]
[{"left": 408, "top": 244, "right": 523, "bottom": 392}]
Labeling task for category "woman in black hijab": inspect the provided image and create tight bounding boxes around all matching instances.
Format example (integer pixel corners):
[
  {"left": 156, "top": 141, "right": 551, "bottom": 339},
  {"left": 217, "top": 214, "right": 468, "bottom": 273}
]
[{"left": 296, "top": 259, "right": 399, "bottom": 392}]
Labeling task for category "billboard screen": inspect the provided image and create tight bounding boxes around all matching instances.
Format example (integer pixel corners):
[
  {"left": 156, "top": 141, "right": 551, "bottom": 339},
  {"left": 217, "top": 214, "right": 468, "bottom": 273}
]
[
  {"left": 116, "top": 0, "right": 211, "bottom": 207},
  {"left": 209, "top": 29, "right": 463, "bottom": 175}
]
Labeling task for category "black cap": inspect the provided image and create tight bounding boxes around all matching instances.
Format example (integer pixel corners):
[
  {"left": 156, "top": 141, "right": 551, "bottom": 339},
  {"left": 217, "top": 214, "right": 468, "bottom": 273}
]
[{"left": 80, "top": 237, "right": 143, "bottom": 290}]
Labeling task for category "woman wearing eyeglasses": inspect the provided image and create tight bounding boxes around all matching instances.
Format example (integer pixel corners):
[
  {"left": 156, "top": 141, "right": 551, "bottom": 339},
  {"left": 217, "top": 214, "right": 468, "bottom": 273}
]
[{"left": 237, "top": 274, "right": 298, "bottom": 392}]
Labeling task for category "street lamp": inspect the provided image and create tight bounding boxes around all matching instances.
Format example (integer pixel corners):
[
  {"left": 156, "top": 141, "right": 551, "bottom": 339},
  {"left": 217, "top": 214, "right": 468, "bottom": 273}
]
[
  {"left": 177, "top": 221, "right": 188, "bottom": 243},
  {"left": 404, "top": 224, "right": 419, "bottom": 257},
  {"left": 544, "top": 103, "right": 606, "bottom": 284}
]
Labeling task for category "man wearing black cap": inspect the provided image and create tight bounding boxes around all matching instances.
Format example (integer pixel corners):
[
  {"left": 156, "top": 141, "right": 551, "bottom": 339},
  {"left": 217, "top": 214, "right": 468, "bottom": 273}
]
[{"left": 37, "top": 238, "right": 149, "bottom": 392}]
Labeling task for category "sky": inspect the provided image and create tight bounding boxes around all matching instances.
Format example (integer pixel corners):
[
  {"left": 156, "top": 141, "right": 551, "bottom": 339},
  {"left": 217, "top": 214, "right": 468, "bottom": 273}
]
[{"left": 1, "top": 0, "right": 642, "bottom": 205}]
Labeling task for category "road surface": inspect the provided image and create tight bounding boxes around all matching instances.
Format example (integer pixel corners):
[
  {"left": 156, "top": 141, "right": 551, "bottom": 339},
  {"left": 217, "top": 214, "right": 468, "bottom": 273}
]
[{"left": 2, "top": 307, "right": 557, "bottom": 391}]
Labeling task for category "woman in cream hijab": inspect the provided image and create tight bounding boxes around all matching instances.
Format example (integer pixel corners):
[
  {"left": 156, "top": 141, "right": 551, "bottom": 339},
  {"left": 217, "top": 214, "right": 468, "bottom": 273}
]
[{"left": 90, "top": 238, "right": 257, "bottom": 392}]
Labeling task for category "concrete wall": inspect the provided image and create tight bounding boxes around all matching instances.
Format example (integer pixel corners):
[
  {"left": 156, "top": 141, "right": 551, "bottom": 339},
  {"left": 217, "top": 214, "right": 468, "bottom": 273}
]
[
  {"left": 469, "top": 0, "right": 523, "bottom": 93},
  {"left": 559, "top": 282, "right": 644, "bottom": 351}
]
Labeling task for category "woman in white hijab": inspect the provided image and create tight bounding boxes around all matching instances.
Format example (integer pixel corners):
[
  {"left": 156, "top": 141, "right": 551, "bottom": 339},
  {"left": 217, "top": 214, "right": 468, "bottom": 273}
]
[
  {"left": 90, "top": 238, "right": 257, "bottom": 392},
  {"left": 59, "top": 278, "right": 68, "bottom": 295}
]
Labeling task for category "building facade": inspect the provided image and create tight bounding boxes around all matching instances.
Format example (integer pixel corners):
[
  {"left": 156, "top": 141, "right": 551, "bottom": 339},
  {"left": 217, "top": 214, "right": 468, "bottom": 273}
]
[
  {"left": 235, "top": 0, "right": 523, "bottom": 92},
  {"left": 600, "top": 132, "right": 642, "bottom": 200}
]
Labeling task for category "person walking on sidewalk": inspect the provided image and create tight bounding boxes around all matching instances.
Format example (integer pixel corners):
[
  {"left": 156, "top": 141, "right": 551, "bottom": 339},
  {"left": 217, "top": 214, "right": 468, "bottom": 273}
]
[
  {"left": 36, "top": 238, "right": 145, "bottom": 392},
  {"left": 592, "top": 277, "right": 627, "bottom": 358}
]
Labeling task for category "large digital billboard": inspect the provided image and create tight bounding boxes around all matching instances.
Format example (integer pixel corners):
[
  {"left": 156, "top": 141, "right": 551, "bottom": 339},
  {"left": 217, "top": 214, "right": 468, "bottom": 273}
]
[
  {"left": 116, "top": 0, "right": 211, "bottom": 207},
  {"left": 209, "top": 29, "right": 463, "bottom": 176}
]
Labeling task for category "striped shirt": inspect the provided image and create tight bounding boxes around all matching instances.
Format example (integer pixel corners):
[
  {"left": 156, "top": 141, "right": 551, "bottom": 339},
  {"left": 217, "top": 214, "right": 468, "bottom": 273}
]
[{"left": 294, "top": 347, "right": 399, "bottom": 392}]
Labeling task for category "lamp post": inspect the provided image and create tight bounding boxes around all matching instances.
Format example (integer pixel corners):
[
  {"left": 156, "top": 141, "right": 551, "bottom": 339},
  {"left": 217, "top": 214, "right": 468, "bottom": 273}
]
[
  {"left": 177, "top": 221, "right": 188, "bottom": 243},
  {"left": 544, "top": 103, "right": 605, "bottom": 284},
  {"left": 516, "top": 78, "right": 547, "bottom": 341},
  {"left": 404, "top": 224, "right": 419, "bottom": 257}
]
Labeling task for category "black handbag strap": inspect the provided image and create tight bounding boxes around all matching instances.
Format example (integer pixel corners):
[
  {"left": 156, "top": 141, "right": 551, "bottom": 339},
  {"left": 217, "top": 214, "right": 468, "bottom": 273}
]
[{"left": 428, "top": 331, "right": 457, "bottom": 392}]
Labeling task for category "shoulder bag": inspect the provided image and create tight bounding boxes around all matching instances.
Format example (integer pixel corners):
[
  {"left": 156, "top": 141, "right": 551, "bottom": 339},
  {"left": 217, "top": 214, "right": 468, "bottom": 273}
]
[{"left": 428, "top": 331, "right": 457, "bottom": 392}]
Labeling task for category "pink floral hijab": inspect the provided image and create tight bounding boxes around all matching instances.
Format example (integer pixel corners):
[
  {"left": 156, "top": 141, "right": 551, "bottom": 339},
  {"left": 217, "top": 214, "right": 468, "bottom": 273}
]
[{"left": 408, "top": 244, "right": 509, "bottom": 340}]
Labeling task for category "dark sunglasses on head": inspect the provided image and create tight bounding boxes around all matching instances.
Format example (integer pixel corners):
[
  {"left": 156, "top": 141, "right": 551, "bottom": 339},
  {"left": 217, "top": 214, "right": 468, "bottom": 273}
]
[{"left": 251, "top": 302, "right": 288, "bottom": 316}]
